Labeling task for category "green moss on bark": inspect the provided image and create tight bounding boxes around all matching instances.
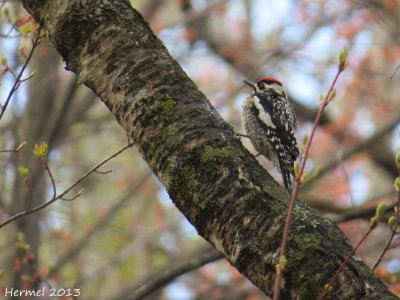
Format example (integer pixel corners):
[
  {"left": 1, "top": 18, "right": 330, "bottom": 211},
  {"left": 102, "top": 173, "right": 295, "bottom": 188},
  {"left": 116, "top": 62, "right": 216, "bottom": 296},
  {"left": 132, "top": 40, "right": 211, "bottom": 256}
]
[
  {"left": 145, "top": 99, "right": 177, "bottom": 120},
  {"left": 200, "top": 145, "right": 245, "bottom": 163}
]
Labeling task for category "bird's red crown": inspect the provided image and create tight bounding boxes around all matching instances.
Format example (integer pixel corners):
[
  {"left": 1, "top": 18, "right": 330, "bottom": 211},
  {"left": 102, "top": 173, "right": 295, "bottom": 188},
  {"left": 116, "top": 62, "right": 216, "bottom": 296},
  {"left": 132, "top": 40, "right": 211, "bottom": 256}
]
[{"left": 257, "top": 77, "right": 281, "bottom": 84}]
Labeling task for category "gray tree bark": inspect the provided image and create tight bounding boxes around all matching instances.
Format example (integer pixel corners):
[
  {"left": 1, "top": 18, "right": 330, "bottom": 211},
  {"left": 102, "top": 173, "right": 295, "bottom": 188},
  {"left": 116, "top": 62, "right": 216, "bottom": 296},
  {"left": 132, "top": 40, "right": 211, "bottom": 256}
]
[{"left": 18, "top": 0, "right": 399, "bottom": 299}]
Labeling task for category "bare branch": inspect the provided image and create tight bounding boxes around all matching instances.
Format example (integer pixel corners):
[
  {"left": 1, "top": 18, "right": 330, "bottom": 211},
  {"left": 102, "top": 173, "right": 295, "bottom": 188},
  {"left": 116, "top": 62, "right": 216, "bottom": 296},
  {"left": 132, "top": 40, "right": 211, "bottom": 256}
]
[
  {"left": 309, "top": 107, "right": 400, "bottom": 183},
  {"left": 111, "top": 245, "right": 223, "bottom": 300},
  {"left": 372, "top": 175, "right": 400, "bottom": 270},
  {"left": 273, "top": 61, "right": 346, "bottom": 300},
  {"left": 318, "top": 226, "right": 375, "bottom": 300},
  {"left": 49, "top": 172, "right": 152, "bottom": 275},
  {"left": 44, "top": 163, "right": 56, "bottom": 200},
  {"left": 23, "top": 179, "right": 32, "bottom": 211},
  {"left": 390, "top": 65, "right": 400, "bottom": 79},
  {"left": 0, "top": 142, "right": 134, "bottom": 229},
  {"left": 0, "top": 28, "right": 44, "bottom": 121}
]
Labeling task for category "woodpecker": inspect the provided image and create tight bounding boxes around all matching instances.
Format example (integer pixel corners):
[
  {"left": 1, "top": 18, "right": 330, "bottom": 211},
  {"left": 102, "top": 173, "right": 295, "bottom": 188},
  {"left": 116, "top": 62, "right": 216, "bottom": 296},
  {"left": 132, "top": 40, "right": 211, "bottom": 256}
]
[{"left": 242, "top": 77, "right": 299, "bottom": 192}]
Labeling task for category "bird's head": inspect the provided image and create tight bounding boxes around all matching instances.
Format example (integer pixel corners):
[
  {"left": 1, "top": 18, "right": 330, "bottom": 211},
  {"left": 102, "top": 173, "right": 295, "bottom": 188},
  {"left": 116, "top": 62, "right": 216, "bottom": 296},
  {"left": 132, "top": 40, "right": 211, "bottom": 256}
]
[{"left": 244, "top": 77, "right": 285, "bottom": 97}]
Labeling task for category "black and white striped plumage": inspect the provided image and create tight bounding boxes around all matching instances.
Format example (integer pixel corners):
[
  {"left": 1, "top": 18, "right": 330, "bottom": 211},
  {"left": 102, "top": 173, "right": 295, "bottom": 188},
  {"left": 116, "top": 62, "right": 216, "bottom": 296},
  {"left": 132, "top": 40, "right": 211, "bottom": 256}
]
[{"left": 242, "top": 78, "right": 299, "bottom": 192}]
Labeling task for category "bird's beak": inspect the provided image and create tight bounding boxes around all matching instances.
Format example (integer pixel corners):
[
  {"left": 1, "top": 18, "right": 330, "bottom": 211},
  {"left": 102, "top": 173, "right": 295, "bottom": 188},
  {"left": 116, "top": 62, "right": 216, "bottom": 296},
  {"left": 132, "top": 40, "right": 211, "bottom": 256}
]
[{"left": 243, "top": 80, "right": 255, "bottom": 88}]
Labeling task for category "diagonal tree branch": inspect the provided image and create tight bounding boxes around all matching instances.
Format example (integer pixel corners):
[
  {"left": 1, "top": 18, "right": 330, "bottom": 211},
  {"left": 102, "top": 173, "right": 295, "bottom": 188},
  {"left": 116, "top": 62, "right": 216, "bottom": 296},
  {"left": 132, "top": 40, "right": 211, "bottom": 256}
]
[
  {"left": 0, "top": 142, "right": 134, "bottom": 229},
  {"left": 48, "top": 172, "right": 152, "bottom": 276},
  {"left": 111, "top": 245, "right": 223, "bottom": 300},
  {"left": 316, "top": 107, "right": 400, "bottom": 179},
  {"left": 18, "top": 1, "right": 399, "bottom": 299}
]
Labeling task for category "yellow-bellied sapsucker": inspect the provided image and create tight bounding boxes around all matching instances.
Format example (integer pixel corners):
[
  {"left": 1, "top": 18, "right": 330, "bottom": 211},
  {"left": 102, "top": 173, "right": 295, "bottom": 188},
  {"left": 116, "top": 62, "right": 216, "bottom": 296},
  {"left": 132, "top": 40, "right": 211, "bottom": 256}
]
[{"left": 242, "top": 77, "right": 299, "bottom": 192}]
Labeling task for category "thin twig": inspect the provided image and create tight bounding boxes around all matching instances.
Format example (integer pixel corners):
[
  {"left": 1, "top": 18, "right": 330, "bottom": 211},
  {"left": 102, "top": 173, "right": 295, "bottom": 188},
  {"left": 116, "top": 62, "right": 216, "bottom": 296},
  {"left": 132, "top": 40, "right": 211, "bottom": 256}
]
[
  {"left": 313, "top": 108, "right": 400, "bottom": 180},
  {"left": 371, "top": 178, "right": 400, "bottom": 270},
  {"left": 49, "top": 172, "right": 151, "bottom": 276},
  {"left": 44, "top": 163, "right": 57, "bottom": 200},
  {"left": 94, "top": 169, "right": 113, "bottom": 174},
  {"left": 0, "top": 28, "right": 43, "bottom": 121},
  {"left": 390, "top": 64, "right": 400, "bottom": 79},
  {"left": 272, "top": 65, "right": 345, "bottom": 300},
  {"left": 0, "top": 142, "right": 134, "bottom": 229},
  {"left": 0, "top": 142, "right": 27, "bottom": 153},
  {"left": 387, "top": 238, "right": 400, "bottom": 249},
  {"left": 61, "top": 190, "right": 83, "bottom": 201},
  {"left": 19, "top": 71, "right": 37, "bottom": 82},
  {"left": 0, "top": 148, "right": 19, "bottom": 153},
  {"left": 317, "top": 226, "right": 375, "bottom": 300},
  {"left": 372, "top": 226, "right": 396, "bottom": 270},
  {"left": 57, "top": 142, "right": 133, "bottom": 199},
  {"left": 24, "top": 179, "right": 32, "bottom": 211}
]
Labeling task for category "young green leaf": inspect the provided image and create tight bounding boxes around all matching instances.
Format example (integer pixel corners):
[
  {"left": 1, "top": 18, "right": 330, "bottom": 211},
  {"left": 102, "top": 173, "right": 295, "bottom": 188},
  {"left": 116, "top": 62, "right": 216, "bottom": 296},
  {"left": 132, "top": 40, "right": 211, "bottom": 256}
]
[
  {"left": 16, "top": 142, "right": 28, "bottom": 151},
  {"left": 395, "top": 177, "right": 400, "bottom": 192},
  {"left": 375, "top": 203, "right": 388, "bottom": 218},
  {"left": 33, "top": 142, "right": 48, "bottom": 161},
  {"left": 18, "top": 166, "right": 29, "bottom": 179},
  {"left": 370, "top": 216, "right": 379, "bottom": 228},
  {"left": 339, "top": 46, "right": 349, "bottom": 64}
]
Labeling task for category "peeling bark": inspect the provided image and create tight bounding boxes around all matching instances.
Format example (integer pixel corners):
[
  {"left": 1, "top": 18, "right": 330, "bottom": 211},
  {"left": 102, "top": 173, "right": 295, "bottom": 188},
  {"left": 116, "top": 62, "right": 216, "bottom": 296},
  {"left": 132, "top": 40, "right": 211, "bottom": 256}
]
[{"left": 18, "top": 0, "right": 399, "bottom": 299}]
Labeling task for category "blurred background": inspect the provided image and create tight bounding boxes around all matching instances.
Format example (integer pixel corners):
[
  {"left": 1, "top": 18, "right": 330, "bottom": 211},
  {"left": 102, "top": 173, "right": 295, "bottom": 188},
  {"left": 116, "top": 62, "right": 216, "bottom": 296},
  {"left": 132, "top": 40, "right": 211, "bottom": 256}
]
[{"left": 0, "top": 0, "right": 400, "bottom": 299}]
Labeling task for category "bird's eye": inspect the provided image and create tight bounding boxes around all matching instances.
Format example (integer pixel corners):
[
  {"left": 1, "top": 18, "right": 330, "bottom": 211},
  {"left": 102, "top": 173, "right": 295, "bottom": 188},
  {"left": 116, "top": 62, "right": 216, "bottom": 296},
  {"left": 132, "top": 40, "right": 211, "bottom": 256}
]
[{"left": 259, "top": 82, "right": 267, "bottom": 89}]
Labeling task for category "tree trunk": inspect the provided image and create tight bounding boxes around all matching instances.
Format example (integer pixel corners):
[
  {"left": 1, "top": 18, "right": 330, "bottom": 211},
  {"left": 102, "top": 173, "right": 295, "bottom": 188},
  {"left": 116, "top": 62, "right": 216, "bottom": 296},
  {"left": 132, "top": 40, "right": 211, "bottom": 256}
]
[{"left": 18, "top": 0, "right": 399, "bottom": 299}]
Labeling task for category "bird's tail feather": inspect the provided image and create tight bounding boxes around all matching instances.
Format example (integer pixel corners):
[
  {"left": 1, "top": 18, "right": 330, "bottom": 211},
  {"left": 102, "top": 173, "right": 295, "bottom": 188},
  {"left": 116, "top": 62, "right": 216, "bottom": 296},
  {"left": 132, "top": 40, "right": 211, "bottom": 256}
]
[{"left": 282, "top": 171, "right": 292, "bottom": 193}]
